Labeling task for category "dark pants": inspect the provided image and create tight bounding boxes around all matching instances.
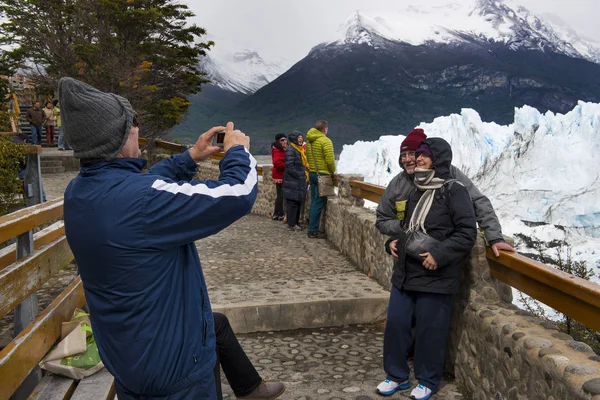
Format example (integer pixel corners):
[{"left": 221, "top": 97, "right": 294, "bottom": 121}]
[
  {"left": 308, "top": 172, "right": 327, "bottom": 233},
  {"left": 115, "top": 377, "right": 217, "bottom": 400},
  {"left": 213, "top": 313, "right": 261, "bottom": 399},
  {"left": 273, "top": 183, "right": 284, "bottom": 217},
  {"left": 30, "top": 124, "right": 43, "bottom": 144},
  {"left": 286, "top": 199, "right": 301, "bottom": 227},
  {"left": 383, "top": 286, "right": 452, "bottom": 392}
]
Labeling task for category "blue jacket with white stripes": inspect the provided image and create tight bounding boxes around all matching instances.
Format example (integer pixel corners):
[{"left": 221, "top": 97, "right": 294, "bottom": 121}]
[{"left": 63, "top": 145, "right": 258, "bottom": 397}]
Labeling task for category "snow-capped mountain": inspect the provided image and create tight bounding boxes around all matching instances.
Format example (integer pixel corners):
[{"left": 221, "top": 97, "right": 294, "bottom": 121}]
[
  {"left": 176, "top": 0, "right": 600, "bottom": 153},
  {"left": 200, "top": 49, "right": 293, "bottom": 94},
  {"left": 337, "top": 101, "right": 600, "bottom": 270},
  {"left": 327, "top": 0, "right": 600, "bottom": 64}
]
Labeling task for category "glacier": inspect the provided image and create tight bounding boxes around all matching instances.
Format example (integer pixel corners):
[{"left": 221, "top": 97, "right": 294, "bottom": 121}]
[{"left": 337, "top": 101, "right": 600, "bottom": 274}]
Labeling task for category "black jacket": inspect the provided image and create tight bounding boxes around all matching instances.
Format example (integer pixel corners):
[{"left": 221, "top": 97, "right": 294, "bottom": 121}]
[
  {"left": 389, "top": 138, "right": 477, "bottom": 294},
  {"left": 282, "top": 132, "right": 308, "bottom": 202}
]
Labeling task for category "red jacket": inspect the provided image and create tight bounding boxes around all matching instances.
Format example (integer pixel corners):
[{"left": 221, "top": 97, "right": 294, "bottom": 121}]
[{"left": 271, "top": 146, "right": 285, "bottom": 181}]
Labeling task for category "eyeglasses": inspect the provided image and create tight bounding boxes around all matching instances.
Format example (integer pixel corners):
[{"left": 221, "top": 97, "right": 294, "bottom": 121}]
[
  {"left": 400, "top": 151, "right": 415, "bottom": 159},
  {"left": 279, "top": 138, "right": 287, "bottom": 142}
]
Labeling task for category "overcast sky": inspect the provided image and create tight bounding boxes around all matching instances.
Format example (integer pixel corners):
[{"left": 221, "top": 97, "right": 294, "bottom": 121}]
[{"left": 189, "top": 0, "right": 600, "bottom": 62}]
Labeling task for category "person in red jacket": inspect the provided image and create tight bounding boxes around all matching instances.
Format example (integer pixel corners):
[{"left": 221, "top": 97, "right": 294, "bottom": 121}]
[{"left": 271, "top": 133, "right": 288, "bottom": 220}]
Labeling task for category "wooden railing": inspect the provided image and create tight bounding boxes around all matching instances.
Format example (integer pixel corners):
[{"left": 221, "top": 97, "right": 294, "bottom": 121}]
[
  {"left": 486, "top": 251, "right": 600, "bottom": 331},
  {"left": 0, "top": 199, "right": 92, "bottom": 399},
  {"left": 349, "top": 181, "right": 386, "bottom": 203},
  {"left": 347, "top": 179, "right": 600, "bottom": 331},
  {"left": 0, "top": 140, "right": 115, "bottom": 399}
]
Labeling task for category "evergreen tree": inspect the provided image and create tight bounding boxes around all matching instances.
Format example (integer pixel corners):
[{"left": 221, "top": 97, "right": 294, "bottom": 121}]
[{"left": 0, "top": 0, "right": 213, "bottom": 137}]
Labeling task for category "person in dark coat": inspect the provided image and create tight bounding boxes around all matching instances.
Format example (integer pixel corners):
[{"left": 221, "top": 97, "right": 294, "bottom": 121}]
[
  {"left": 212, "top": 312, "right": 285, "bottom": 399},
  {"left": 376, "top": 137, "right": 477, "bottom": 400},
  {"left": 271, "top": 133, "right": 287, "bottom": 220},
  {"left": 282, "top": 131, "right": 308, "bottom": 231}
]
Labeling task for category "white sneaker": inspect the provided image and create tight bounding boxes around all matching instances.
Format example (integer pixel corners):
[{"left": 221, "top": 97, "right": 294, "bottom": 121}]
[
  {"left": 376, "top": 379, "right": 410, "bottom": 395},
  {"left": 410, "top": 384, "right": 433, "bottom": 400}
]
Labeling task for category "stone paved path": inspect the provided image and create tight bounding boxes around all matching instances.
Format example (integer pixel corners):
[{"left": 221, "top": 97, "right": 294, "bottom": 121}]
[
  {"left": 219, "top": 324, "right": 463, "bottom": 400},
  {"left": 43, "top": 171, "right": 78, "bottom": 200},
  {"left": 199, "top": 215, "right": 390, "bottom": 333}
]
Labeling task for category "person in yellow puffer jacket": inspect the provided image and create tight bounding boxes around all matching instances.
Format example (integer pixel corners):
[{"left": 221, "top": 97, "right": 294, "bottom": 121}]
[{"left": 306, "top": 120, "right": 335, "bottom": 239}]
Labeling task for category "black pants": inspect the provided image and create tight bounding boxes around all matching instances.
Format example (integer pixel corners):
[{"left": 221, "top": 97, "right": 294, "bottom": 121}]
[
  {"left": 286, "top": 199, "right": 301, "bottom": 227},
  {"left": 273, "top": 183, "right": 284, "bottom": 217},
  {"left": 115, "top": 379, "right": 216, "bottom": 400},
  {"left": 213, "top": 313, "right": 261, "bottom": 399},
  {"left": 383, "top": 286, "right": 452, "bottom": 393}
]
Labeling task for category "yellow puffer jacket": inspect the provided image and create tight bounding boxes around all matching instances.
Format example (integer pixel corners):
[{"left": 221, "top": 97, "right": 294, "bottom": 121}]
[{"left": 306, "top": 128, "right": 335, "bottom": 175}]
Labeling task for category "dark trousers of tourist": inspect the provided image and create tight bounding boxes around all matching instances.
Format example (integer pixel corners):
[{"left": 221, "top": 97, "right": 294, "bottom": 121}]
[
  {"left": 46, "top": 125, "right": 55, "bottom": 144},
  {"left": 115, "top": 376, "right": 217, "bottom": 400},
  {"left": 286, "top": 199, "right": 301, "bottom": 227},
  {"left": 308, "top": 172, "right": 327, "bottom": 233},
  {"left": 213, "top": 313, "right": 261, "bottom": 399},
  {"left": 383, "top": 285, "right": 452, "bottom": 393},
  {"left": 273, "top": 183, "right": 284, "bottom": 217},
  {"left": 30, "top": 124, "right": 43, "bottom": 144}
]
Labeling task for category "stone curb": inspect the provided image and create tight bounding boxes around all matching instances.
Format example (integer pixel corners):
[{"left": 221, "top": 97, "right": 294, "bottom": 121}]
[{"left": 213, "top": 295, "right": 389, "bottom": 334}]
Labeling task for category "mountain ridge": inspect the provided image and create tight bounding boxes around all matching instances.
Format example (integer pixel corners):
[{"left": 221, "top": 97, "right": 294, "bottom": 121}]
[{"left": 170, "top": 1, "right": 600, "bottom": 153}]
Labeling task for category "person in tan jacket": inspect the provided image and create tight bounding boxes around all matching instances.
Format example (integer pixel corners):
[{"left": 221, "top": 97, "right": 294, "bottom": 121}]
[{"left": 42, "top": 101, "right": 56, "bottom": 144}]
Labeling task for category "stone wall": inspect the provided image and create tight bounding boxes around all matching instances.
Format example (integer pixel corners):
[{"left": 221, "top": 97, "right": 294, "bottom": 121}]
[
  {"left": 192, "top": 162, "right": 600, "bottom": 400},
  {"left": 448, "top": 239, "right": 600, "bottom": 400},
  {"left": 194, "top": 161, "right": 311, "bottom": 219}
]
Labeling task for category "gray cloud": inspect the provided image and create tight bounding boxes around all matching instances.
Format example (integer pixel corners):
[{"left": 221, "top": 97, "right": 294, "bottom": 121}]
[{"left": 190, "top": 0, "right": 600, "bottom": 62}]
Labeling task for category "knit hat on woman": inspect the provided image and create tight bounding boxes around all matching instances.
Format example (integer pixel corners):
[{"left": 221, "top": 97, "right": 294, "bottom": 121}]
[{"left": 415, "top": 143, "right": 434, "bottom": 162}]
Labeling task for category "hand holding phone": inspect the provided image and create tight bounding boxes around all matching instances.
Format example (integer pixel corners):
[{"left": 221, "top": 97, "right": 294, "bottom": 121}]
[{"left": 222, "top": 122, "right": 249, "bottom": 152}]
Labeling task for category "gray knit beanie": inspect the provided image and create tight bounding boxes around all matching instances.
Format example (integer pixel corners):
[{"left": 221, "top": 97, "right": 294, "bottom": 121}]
[{"left": 58, "top": 77, "right": 134, "bottom": 160}]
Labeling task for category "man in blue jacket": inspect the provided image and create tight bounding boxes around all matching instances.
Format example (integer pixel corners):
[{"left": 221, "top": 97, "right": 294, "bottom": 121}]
[{"left": 59, "top": 77, "right": 258, "bottom": 399}]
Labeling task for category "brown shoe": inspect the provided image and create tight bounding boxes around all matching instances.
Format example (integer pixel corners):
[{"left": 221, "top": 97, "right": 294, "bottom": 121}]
[
  {"left": 307, "top": 231, "right": 327, "bottom": 239},
  {"left": 239, "top": 381, "right": 285, "bottom": 399}
]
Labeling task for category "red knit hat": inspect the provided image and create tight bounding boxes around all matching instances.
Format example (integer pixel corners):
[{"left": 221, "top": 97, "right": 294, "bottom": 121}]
[{"left": 400, "top": 128, "right": 427, "bottom": 152}]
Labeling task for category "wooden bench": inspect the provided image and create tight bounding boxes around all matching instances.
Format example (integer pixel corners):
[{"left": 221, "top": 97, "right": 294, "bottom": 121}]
[{"left": 0, "top": 195, "right": 115, "bottom": 399}]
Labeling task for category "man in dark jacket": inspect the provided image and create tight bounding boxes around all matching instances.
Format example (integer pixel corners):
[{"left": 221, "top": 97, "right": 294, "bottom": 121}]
[
  {"left": 377, "top": 138, "right": 476, "bottom": 399},
  {"left": 376, "top": 128, "right": 515, "bottom": 257},
  {"left": 59, "top": 77, "right": 257, "bottom": 399},
  {"left": 25, "top": 101, "right": 44, "bottom": 144}
]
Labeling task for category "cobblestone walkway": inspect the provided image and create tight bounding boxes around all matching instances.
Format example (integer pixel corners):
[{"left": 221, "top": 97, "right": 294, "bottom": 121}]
[
  {"left": 43, "top": 171, "right": 78, "bottom": 200},
  {"left": 219, "top": 324, "right": 463, "bottom": 400},
  {"left": 199, "top": 215, "right": 390, "bottom": 333},
  {"left": 200, "top": 215, "right": 386, "bottom": 304}
]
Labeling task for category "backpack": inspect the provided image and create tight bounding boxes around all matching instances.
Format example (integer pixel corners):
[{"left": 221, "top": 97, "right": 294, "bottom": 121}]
[{"left": 436, "top": 179, "right": 466, "bottom": 205}]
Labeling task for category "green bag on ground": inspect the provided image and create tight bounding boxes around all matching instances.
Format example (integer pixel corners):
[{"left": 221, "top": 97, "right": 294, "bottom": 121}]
[{"left": 39, "top": 308, "right": 105, "bottom": 379}]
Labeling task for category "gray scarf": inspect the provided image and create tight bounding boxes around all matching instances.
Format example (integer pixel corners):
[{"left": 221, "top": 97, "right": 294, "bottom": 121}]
[{"left": 407, "top": 168, "right": 445, "bottom": 233}]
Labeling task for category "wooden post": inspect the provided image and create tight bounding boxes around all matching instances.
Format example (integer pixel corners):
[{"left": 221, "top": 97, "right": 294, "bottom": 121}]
[{"left": 11, "top": 152, "right": 43, "bottom": 400}]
